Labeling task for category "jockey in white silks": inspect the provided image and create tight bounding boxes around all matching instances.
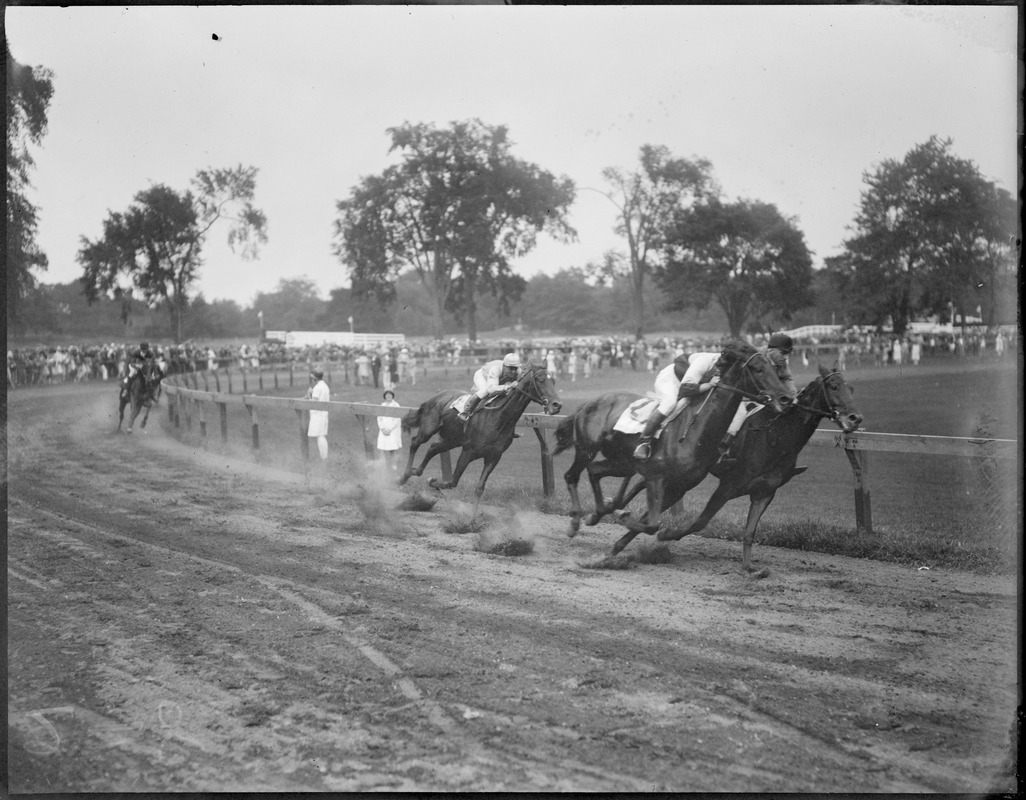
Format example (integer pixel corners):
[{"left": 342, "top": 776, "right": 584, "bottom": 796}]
[
  {"left": 459, "top": 352, "right": 523, "bottom": 421},
  {"left": 714, "top": 332, "right": 799, "bottom": 471},
  {"left": 633, "top": 351, "right": 722, "bottom": 461}
]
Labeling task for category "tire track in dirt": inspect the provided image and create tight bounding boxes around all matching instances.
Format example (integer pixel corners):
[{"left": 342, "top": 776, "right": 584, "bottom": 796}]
[{"left": 11, "top": 496, "right": 659, "bottom": 792}]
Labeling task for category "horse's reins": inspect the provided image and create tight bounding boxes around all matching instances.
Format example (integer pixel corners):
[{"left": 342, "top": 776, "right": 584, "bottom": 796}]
[
  {"left": 677, "top": 351, "right": 772, "bottom": 441},
  {"left": 709, "top": 351, "right": 775, "bottom": 404},
  {"left": 508, "top": 368, "right": 550, "bottom": 410},
  {"left": 791, "top": 371, "right": 843, "bottom": 421}
]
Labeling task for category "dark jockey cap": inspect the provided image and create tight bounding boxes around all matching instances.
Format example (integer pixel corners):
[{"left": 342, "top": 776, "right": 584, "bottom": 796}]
[
  {"left": 673, "top": 352, "right": 691, "bottom": 380},
  {"left": 767, "top": 333, "right": 794, "bottom": 354}
]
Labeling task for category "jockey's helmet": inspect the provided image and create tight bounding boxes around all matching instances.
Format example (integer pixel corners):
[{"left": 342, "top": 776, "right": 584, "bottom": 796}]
[
  {"left": 768, "top": 333, "right": 794, "bottom": 354},
  {"left": 502, "top": 352, "right": 521, "bottom": 368},
  {"left": 673, "top": 352, "right": 690, "bottom": 379},
  {"left": 140, "top": 342, "right": 150, "bottom": 351}
]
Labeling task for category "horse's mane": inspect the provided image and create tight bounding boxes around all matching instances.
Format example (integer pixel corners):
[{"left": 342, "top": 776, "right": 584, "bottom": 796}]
[{"left": 717, "top": 337, "right": 758, "bottom": 367}]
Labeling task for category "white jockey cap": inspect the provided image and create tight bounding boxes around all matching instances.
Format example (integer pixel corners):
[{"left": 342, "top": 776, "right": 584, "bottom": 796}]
[{"left": 502, "top": 352, "right": 521, "bottom": 367}]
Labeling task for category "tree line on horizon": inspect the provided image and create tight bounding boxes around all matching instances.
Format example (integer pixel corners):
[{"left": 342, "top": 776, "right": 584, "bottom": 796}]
[{"left": 8, "top": 51, "right": 1019, "bottom": 344}]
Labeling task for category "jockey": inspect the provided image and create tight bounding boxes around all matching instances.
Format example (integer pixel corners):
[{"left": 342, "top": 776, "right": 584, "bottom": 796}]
[
  {"left": 714, "top": 332, "right": 799, "bottom": 470},
  {"left": 634, "top": 350, "right": 722, "bottom": 461},
  {"left": 121, "top": 342, "right": 155, "bottom": 398},
  {"left": 459, "top": 352, "right": 522, "bottom": 422}
]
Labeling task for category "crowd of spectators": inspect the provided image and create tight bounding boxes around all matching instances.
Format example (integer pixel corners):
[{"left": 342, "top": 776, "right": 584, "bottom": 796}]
[{"left": 9, "top": 327, "right": 1015, "bottom": 390}]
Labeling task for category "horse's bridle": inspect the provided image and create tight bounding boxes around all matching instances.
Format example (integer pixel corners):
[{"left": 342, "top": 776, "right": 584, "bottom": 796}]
[
  {"left": 792, "top": 371, "right": 844, "bottom": 421},
  {"left": 711, "top": 351, "right": 776, "bottom": 405},
  {"left": 508, "top": 367, "right": 555, "bottom": 413}
]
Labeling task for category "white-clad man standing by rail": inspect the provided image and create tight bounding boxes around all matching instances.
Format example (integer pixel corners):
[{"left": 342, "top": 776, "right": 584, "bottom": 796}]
[
  {"left": 459, "top": 352, "right": 522, "bottom": 422},
  {"left": 305, "top": 368, "right": 330, "bottom": 462},
  {"left": 633, "top": 350, "right": 722, "bottom": 461}
]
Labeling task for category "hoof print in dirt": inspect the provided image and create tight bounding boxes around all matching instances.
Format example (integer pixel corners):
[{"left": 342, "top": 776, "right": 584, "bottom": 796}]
[
  {"left": 579, "top": 554, "right": 636, "bottom": 571},
  {"left": 475, "top": 537, "right": 534, "bottom": 557},
  {"left": 396, "top": 492, "right": 437, "bottom": 512},
  {"left": 443, "top": 515, "right": 488, "bottom": 535}
]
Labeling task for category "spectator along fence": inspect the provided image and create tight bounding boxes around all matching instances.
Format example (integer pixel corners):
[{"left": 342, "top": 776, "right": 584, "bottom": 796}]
[{"left": 161, "top": 374, "right": 1017, "bottom": 536}]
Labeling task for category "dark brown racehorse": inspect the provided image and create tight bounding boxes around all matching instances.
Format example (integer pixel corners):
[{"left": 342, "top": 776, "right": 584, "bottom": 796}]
[
  {"left": 118, "top": 361, "right": 163, "bottom": 434},
  {"left": 658, "top": 362, "right": 863, "bottom": 570},
  {"left": 553, "top": 338, "right": 792, "bottom": 555},
  {"left": 399, "top": 363, "right": 562, "bottom": 517}
]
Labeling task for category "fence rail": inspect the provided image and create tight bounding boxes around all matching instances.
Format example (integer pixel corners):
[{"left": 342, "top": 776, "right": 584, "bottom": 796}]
[{"left": 161, "top": 377, "right": 1017, "bottom": 536}]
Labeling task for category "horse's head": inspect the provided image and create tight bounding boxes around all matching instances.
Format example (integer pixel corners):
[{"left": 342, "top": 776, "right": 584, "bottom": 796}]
[
  {"left": 517, "top": 363, "right": 562, "bottom": 415},
  {"left": 816, "top": 362, "right": 863, "bottom": 433},
  {"left": 717, "top": 338, "right": 791, "bottom": 414}
]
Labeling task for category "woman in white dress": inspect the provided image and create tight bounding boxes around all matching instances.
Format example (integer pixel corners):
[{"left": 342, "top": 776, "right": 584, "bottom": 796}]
[{"left": 377, "top": 390, "right": 402, "bottom": 471}]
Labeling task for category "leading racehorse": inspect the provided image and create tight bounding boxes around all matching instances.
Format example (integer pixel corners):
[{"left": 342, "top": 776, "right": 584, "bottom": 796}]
[
  {"left": 553, "top": 338, "right": 792, "bottom": 555},
  {"left": 659, "top": 362, "right": 863, "bottom": 570},
  {"left": 118, "top": 361, "right": 163, "bottom": 434},
  {"left": 399, "top": 362, "right": 561, "bottom": 518}
]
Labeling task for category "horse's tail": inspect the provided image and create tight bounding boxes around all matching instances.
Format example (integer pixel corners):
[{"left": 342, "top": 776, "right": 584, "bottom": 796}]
[
  {"left": 553, "top": 414, "right": 576, "bottom": 456},
  {"left": 402, "top": 406, "right": 421, "bottom": 433}
]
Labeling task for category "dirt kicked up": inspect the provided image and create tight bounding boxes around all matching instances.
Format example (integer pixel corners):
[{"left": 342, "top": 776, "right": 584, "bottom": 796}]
[{"left": 6, "top": 383, "right": 1018, "bottom": 793}]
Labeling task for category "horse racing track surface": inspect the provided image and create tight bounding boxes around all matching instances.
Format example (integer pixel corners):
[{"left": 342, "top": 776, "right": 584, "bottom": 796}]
[{"left": 6, "top": 384, "right": 1017, "bottom": 793}]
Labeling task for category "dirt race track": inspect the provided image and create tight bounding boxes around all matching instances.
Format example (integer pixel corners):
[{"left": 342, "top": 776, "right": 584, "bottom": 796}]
[{"left": 6, "top": 383, "right": 1019, "bottom": 793}]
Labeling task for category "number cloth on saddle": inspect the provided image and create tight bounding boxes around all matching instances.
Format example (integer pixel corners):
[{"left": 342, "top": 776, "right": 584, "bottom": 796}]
[{"left": 612, "top": 397, "right": 687, "bottom": 435}]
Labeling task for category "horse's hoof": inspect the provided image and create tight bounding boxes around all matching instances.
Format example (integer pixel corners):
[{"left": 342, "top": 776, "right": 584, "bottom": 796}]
[
  {"left": 624, "top": 518, "right": 655, "bottom": 535},
  {"left": 584, "top": 513, "right": 601, "bottom": 527},
  {"left": 428, "top": 478, "right": 441, "bottom": 490},
  {"left": 568, "top": 517, "right": 581, "bottom": 538},
  {"left": 612, "top": 509, "right": 630, "bottom": 521}
]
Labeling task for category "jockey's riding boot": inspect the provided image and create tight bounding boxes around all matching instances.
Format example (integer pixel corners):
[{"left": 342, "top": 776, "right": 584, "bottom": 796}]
[
  {"left": 458, "top": 395, "right": 481, "bottom": 422},
  {"left": 633, "top": 408, "right": 668, "bottom": 461}
]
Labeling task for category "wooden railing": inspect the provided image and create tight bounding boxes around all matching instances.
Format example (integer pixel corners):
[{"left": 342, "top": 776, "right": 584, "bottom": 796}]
[{"left": 161, "top": 378, "right": 1017, "bottom": 535}]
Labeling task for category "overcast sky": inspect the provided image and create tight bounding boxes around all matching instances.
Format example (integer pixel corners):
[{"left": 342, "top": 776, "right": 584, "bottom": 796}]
[{"left": 6, "top": 5, "right": 1019, "bottom": 309}]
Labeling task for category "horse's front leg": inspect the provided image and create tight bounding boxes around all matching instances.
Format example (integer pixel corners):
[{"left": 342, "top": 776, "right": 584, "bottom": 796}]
[
  {"left": 469, "top": 454, "right": 502, "bottom": 519},
  {"left": 428, "top": 445, "right": 475, "bottom": 491},
  {"left": 741, "top": 492, "right": 775, "bottom": 572},
  {"left": 584, "top": 460, "right": 633, "bottom": 526},
  {"left": 398, "top": 434, "right": 426, "bottom": 485},
  {"left": 609, "top": 476, "right": 646, "bottom": 520},
  {"left": 414, "top": 438, "right": 458, "bottom": 484},
  {"left": 563, "top": 448, "right": 595, "bottom": 537},
  {"left": 659, "top": 481, "right": 736, "bottom": 542},
  {"left": 622, "top": 476, "right": 665, "bottom": 537}
]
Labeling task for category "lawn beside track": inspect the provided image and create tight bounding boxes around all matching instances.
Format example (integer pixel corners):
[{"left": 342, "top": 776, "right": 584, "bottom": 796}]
[{"left": 160, "top": 356, "right": 1020, "bottom": 574}]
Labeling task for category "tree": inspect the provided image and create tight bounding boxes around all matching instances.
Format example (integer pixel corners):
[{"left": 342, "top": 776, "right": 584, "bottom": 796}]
[
  {"left": 830, "top": 136, "right": 1012, "bottom": 335},
  {"left": 250, "top": 276, "right": 326, "bottom": 332},
  {"left": 598, "top": 144, "right": 716, "bottom": 340},
  {"left": 333, "top": 119, "right": 576, "bottom": 340},
  {"left": 656, "top": 197, "right": 814, "bottom": 336},
  {"left": 7, "top": 50, "right": 55, "bottom": 330},
  {"left": 78, "top": 165, "right": 267, "bottom": 342}
]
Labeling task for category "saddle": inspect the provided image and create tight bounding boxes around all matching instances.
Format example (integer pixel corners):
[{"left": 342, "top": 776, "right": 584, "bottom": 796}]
[{"left": 612, "top": 396, "right": 688, "bottom": 435}]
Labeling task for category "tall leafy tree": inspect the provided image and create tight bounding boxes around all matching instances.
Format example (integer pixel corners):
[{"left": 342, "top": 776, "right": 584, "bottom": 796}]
[
  {"left": 251, "top": 276, "right": 327, "bottom": 332},
  {"left": 599, "top": 144, "right": 716, "bottom": 340},
  {"left": 830, "top": 136, "right": 1012, "bottom": 335},
  {"left": 7, "top": 50, "right": 55, "bottom": 330},
  {"left": 656, "top": 197, "right": 814, "bottom": 336},
  {"left": 78, "top": 165, "right": 268, "bottom": 342},
  {"left": 332, "top": 119, "right": 576, "bottom": 341}
]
